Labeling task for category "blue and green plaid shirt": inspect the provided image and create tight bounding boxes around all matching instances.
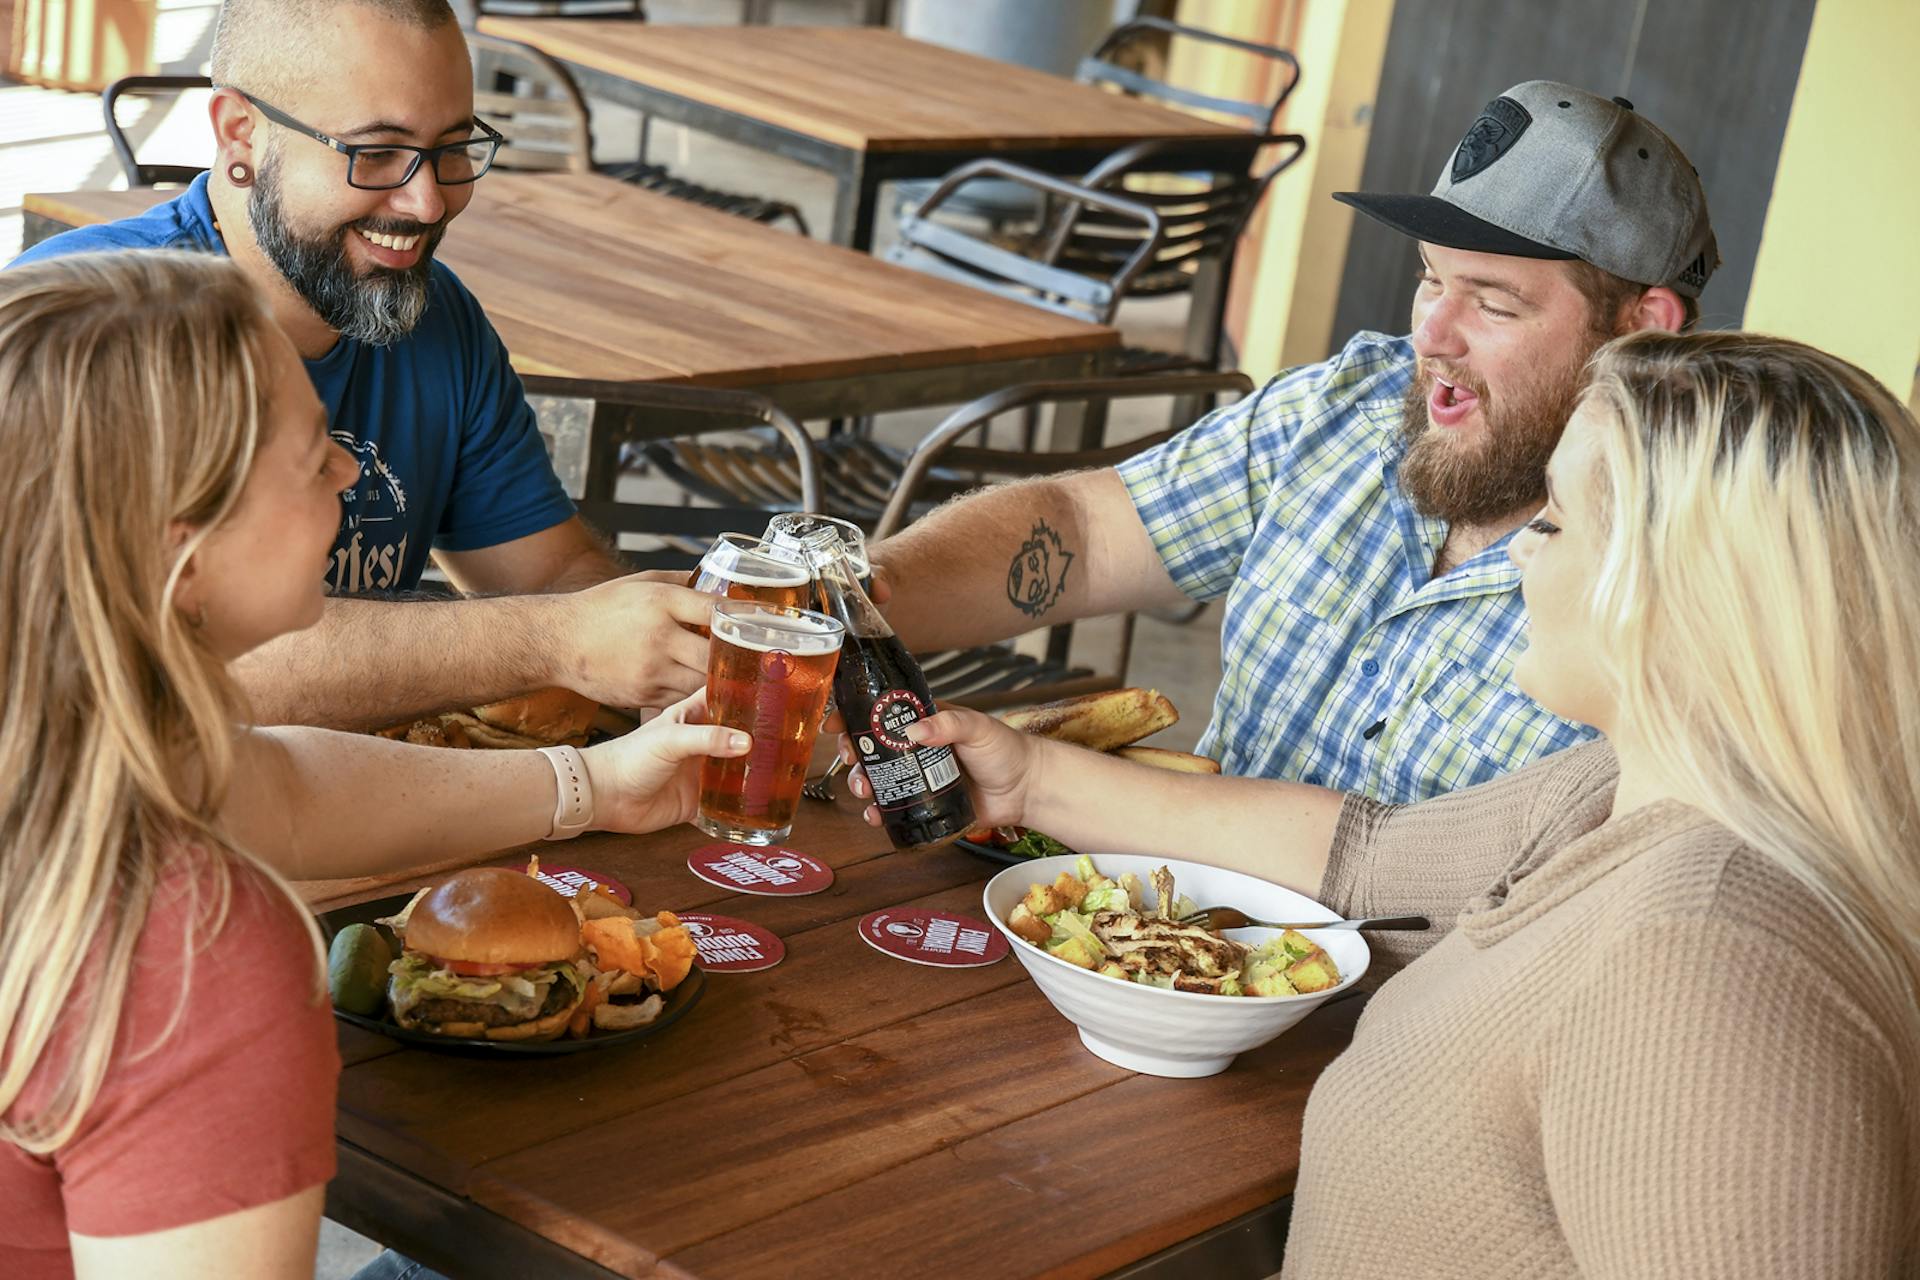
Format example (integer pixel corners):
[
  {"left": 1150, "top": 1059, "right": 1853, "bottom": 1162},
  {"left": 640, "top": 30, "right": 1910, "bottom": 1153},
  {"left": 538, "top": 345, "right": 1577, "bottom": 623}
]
[{"left": 1117, "top": 331, "right": 1595, "bottom": 803}]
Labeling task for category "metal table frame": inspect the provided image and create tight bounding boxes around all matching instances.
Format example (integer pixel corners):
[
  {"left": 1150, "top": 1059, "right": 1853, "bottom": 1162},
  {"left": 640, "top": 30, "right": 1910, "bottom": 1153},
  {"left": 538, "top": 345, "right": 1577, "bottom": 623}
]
[{"left": 556, "top": 59, "right": 1264, "bottom": 249}]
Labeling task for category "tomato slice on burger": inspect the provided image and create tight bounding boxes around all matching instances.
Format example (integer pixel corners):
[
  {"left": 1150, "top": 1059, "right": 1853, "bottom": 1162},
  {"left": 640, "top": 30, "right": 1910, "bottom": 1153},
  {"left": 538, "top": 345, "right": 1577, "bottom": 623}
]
[{"left": 430, "top": 956, "right": 523, "bottom": 977}]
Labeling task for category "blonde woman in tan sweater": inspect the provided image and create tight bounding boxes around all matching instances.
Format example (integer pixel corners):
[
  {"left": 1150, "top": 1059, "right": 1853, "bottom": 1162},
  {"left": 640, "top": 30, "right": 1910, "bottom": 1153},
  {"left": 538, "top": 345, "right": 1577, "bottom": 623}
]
[{"left": 862, "top": 331, "right": 1918, "bottom": 1276}]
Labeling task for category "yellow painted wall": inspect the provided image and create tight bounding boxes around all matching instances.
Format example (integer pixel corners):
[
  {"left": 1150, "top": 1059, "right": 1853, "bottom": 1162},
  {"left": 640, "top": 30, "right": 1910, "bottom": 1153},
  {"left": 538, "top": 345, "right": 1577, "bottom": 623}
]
[
  {"left": 1170, "top": 0, "right": 1395, "bottom": 381},
  {"left": 1743, "top": 0, "right": 1920, "bottom": 399}
]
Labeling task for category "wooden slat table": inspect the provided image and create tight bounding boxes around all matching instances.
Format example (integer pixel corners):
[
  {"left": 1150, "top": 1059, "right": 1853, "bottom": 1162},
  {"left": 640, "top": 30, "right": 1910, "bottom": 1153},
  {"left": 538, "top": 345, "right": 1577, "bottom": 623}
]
[
  {"left": 19, "top": 172, "right": 1117, "bottom": 426},
  {"left": 302, "top": 792, "right": 1359, "bottom": 1280},
  {"left": 471, "top": 21, "right": 1260, "bottom": 248}
]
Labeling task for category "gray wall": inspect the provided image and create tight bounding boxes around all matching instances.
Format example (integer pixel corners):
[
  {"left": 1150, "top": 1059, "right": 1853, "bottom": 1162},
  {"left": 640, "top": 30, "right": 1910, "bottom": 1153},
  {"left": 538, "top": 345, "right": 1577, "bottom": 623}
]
[{"left": 1331, "top": 0, "right": 1817, "bottom": 347}]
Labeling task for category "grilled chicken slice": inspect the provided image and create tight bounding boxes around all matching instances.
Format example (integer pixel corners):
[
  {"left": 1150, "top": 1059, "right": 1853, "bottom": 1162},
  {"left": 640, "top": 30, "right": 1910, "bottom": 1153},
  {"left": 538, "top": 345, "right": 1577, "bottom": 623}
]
[
  {"left": 1092, "top": 911, "right": 1248, "bottom": 977},
  {"left": 1151, "top": 865, "right": 1177, "bottom": 920}
]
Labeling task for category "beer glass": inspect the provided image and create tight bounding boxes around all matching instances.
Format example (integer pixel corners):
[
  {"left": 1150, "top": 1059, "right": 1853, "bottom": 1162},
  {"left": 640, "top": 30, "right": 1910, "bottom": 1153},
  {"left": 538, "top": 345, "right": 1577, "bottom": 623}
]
[
  {"left": 763, "top": 513, "right": 871, "bottom": 591},
  {"left": 687, "top": 533, "right": 811, "bottom": 638},
  {"left": 697, "top": 601, "right": 845, "bottom": 845}
]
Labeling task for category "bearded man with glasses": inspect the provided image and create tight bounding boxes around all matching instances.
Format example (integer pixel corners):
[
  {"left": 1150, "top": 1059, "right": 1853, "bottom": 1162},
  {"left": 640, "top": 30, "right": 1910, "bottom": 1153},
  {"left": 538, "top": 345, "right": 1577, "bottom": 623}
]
[{"left": 11, "top": 0, "right": 716, "bottom": 732}]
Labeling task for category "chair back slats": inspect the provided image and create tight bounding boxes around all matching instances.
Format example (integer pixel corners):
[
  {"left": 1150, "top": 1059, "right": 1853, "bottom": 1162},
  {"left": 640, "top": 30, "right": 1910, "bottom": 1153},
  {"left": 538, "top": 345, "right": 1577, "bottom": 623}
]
[
  {"left": 1080, "top": 16, "right": 1301, "bottom": 134},
  {"left": 885, "top": 245, "right": 1112, "bottom": 326},
  {"left": 887, "top": 159, "right": 1163, "bottom": 329},
  {"left": 1076, "top": 62, "right": 1271, "bottom": 131},
  {"left": 468, "top": 33, "right": 595, "bottom": 174},
  {"left": 894, "top": 217, "right": 1116, "bottom": 312},
  {"left": 1034, "top": 135, "right": 1306, "bottom": 311}
]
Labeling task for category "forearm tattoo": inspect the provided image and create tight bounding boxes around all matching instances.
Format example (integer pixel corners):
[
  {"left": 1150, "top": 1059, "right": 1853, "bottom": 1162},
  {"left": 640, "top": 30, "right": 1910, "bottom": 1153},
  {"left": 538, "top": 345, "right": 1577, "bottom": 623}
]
[{"left": 1007, "top": 519, "right": 1075, "bottom": 618}]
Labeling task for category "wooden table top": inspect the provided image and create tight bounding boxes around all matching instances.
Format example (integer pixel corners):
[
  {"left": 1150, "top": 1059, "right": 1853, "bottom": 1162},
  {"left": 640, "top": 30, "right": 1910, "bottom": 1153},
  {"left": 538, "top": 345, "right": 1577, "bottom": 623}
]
[
  {"left": 21, "top": 173, "right": 1115, "bottom": 388},
  {"left": 473, "top": 21, "right": 1250, "bottom": 155},
  {"left": 306, "top": 793, "right": 1357, "bottom": 1279}
]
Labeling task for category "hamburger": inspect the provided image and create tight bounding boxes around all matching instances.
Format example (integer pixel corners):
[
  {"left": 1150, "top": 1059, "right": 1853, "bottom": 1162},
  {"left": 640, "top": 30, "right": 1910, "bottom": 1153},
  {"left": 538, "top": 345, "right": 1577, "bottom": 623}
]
[
  {"left": 386, "top": 868, "right": 588, "bottom": 1041},
  {"left": 378, "top": 687, "right": 599, "bottom": 750}
]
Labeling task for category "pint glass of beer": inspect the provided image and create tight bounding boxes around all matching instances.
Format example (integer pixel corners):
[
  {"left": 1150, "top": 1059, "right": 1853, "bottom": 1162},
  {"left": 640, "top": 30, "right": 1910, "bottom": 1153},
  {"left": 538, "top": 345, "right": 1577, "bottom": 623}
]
[
  {"left": 687, "top": 534, "right": 811, "bottom": 638},
  {"left": 697, "top": 601, "right": 845, "bottom": 845}
]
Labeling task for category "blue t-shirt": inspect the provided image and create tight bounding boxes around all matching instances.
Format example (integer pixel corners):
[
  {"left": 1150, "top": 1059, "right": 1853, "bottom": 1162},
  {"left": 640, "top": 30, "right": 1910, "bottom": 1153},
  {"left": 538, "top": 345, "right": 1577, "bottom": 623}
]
[{"left": 11, "top": 176, "right": 576, "bottom": 593}]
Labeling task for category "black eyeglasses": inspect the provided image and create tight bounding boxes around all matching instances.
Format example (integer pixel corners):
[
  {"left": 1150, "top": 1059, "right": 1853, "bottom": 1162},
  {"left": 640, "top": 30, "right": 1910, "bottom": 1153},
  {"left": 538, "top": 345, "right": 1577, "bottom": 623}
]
[{"left": 232, "top": 90, "right": 503, "bottom": 190}]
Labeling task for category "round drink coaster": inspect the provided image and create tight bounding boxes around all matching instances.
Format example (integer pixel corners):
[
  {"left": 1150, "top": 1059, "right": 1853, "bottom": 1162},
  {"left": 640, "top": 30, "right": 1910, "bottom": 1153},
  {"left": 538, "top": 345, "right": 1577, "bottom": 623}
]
[
  {"left": 687, "top": 845, "right": 834, "bottom": 896},
  {"left": 857, "top": 908, "right": 1008, "bottom": 968},
  {"left": 675, "top": 913, "right": 785, "bottom": 973}
]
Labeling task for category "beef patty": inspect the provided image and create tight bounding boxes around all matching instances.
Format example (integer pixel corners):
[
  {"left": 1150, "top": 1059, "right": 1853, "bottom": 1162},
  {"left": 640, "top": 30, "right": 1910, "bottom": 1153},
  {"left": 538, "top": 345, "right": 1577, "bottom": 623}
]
[{"left": 409, "top": 975, "right": 577, "bottom": 1029}]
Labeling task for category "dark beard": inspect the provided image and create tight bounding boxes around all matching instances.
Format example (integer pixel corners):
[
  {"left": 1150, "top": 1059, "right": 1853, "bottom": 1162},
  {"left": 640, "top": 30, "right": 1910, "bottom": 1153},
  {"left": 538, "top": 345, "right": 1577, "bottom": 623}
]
[
  {"left": 1397, "top": 336, "right": 1600, "bottom": 526},
  {"left": 248, "top": 159, "right": 445, "bottom": 347}
]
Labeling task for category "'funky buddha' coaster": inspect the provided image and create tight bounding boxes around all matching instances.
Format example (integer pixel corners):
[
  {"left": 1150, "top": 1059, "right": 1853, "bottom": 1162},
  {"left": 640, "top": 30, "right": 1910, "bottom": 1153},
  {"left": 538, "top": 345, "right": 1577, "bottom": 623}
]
[
  {"left": 674, "top": 913, "right": 785, "bottom": 973},
  {"left": 519, "top": 861, "right": 631, "bottom": 904},
  {"left": 857, "top": 908, "right": 1008, "bottom": 968},
  {"left": 687, "top": 845, "right": 834, "bottom": 896}
]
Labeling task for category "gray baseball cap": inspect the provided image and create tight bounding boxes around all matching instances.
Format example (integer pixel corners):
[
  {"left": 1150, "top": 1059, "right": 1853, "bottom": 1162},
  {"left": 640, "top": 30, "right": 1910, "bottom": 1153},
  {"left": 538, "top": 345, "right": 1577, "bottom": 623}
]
[{"left": 1335, "top": 81, "right": 1719, "bottom": 298}]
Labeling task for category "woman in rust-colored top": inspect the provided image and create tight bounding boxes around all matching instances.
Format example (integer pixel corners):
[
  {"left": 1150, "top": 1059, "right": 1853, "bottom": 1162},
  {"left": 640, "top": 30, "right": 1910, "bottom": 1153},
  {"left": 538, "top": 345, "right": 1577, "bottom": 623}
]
[
  {"left": 880, "top": 332, "right": 1918, "bottom": 1275},
  {"left": 0, "top": 253, "right": 751, "bottom": 1278}
]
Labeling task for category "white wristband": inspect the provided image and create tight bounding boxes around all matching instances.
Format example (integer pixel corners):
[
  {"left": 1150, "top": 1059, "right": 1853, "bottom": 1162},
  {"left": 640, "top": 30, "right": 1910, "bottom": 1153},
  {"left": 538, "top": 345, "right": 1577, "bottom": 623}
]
[{"left": 537, "top": 745, "right": 594, "bottom": 841}]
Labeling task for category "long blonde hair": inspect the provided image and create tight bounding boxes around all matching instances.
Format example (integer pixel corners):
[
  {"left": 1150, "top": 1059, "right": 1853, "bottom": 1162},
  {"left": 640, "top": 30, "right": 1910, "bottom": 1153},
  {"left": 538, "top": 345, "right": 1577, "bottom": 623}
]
[
  {"left": 1583, "top": 329, "right": 1920, "bottom": 1121},
  {"left": 0, "top": 251, "right": 303, "bottom": 1152}
]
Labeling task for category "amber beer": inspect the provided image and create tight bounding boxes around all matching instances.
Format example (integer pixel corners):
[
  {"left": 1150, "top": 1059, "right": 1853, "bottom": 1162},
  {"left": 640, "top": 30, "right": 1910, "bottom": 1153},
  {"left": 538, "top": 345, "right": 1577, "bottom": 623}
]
[
  {"left": 697, "top": 601, "right": 845, "bottom": 845},
  {"left": 687, "top": 533, "right": 811, "bottom": 638}
]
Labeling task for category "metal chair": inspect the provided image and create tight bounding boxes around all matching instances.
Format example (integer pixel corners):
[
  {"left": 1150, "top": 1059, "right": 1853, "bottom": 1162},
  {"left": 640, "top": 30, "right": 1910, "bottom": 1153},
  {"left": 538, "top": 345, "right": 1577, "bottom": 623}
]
[
  {"left": 469, "top": 33, "right": 808, "bottom": 234},
  {"left": 521, "top": 377, "right": 822, "bottom": 573},
  {"left": 640, "top": 159, "right": 1165, "bottom": 524},
  {"left": 1046, "top": 133, "right": 1307, "bottom": 382},
  {"left": 102, "top": 76, "right": 214, "bottom": 187},
  {"left": 1078, "top": 16, "right": 1301, "bottom": 133},
  {"left": 886, "top": 159, "right": 1165, "bottom": 329},
  {"left": 874, "top": 370, "right": 1256, "bottom": 710}
]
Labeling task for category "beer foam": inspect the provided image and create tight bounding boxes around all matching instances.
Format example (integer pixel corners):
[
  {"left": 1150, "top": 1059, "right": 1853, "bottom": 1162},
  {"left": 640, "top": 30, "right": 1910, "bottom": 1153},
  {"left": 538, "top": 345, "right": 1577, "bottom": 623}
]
[
  {"left": 713, "top": 609, "right": 843, "bottom": 656},
  {"left": 717, "top": 561, "right": 809, "bottom": 589}
]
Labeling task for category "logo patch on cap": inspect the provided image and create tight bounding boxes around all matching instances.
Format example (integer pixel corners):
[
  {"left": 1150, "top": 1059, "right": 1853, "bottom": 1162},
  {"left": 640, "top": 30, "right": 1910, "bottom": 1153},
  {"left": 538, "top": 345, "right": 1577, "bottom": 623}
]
[
  {"left": 1451, "top": 96, "right": 1531, "bottom": 183},
  {"left": 1677, "top": 252, "right": 1709, "bottom": 291}
]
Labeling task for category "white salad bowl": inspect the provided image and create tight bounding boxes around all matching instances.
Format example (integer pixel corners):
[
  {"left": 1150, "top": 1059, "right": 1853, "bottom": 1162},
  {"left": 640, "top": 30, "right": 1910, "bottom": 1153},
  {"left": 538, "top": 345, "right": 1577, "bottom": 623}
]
[{"left": 984, "top": 853, "right": 1369, "bottom": 1078}]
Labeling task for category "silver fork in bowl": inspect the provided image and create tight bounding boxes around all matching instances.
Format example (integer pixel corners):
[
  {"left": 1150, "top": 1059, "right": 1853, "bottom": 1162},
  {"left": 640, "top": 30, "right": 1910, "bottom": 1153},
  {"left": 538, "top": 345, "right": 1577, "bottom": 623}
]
[
  {"left": 801, "top": 755, "right": 848, "bottom": 802},
  {"left": 1177, "top": 907, "right": 1430, "bottom": 933}
]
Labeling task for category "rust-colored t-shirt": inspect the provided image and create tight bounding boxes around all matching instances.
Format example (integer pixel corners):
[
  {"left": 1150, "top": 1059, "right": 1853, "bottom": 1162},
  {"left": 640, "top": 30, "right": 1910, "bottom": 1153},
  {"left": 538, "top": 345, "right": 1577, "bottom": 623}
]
[{"left": 1, "top": 849, "right": 340, "bottom": 1279}]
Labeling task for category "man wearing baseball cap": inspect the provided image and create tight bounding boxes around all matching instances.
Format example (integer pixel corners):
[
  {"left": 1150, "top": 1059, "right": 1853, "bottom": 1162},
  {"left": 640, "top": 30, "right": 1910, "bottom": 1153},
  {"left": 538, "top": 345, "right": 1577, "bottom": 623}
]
[{"left": 867, "top": 81, "right": 1718, "bottom": 803}]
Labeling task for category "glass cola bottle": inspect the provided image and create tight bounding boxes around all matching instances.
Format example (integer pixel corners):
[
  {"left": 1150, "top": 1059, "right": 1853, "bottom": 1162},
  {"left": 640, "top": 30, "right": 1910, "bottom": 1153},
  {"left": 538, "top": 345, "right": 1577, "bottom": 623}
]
[{"left": 803, "top": 540, "right": 975, "bottom": 849}]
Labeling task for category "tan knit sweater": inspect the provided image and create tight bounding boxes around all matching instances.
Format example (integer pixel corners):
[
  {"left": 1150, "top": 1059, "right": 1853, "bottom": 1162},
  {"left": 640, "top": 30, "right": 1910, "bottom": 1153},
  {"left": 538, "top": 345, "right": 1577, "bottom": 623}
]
[{"left": 1284, "top": 741, "right": 1913, "bottom": 1278}]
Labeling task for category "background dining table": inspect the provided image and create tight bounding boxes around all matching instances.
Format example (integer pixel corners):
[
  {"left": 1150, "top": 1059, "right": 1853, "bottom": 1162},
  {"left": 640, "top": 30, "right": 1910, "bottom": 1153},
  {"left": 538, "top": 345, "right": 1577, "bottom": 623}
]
[
  {"left": 469, "top": 21, "right": 1264, "bottom": 249},
  {"left": 19, "top": 171, "right": 1119, "bottom": 424},
  {"left": 300, "top": 788, "right": 1362, "bottom": 1280}
]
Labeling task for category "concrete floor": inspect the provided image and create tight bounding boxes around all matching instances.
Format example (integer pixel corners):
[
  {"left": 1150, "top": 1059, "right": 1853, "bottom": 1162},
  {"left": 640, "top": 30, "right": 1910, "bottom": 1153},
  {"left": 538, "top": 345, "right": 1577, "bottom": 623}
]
[{"left": 3, "top": 3, "right": 1224, "bottom": 1274}]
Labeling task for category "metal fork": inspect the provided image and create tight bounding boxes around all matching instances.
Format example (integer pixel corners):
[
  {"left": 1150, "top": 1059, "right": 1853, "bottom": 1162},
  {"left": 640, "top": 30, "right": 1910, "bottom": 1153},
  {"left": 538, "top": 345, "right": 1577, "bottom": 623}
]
[
  {"left": 1177, "top": 907, "right": 1430, "bottom": 933},
  {"left": 801, "top": 755, "right": 847, "bottom": 802}
]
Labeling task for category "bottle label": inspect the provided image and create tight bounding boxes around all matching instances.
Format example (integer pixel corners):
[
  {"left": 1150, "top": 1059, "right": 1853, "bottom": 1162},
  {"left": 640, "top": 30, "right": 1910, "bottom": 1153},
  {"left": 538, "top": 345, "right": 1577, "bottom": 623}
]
[{"left": 857, "top": 689, "right": 962, "bottom": 809}]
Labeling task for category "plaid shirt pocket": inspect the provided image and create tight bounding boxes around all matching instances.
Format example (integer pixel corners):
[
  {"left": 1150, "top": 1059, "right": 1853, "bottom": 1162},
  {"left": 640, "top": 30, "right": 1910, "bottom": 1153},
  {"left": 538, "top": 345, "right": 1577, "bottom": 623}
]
[{"left": 1412, "top": 659, "right": 1559, "bottom": 780}]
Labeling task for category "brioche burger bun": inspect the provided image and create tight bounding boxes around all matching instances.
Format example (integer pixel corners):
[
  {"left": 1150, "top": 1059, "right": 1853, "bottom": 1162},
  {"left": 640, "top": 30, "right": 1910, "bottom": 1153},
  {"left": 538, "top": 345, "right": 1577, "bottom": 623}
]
[
  {"left": 375, "top": 687, "right": 599, "bottom": 750},
  {"left": 387, "top": 868, "right": 587, "bottom": 1042},
  {"left": 462, "top": 687, "right": 599, "bottom": 749}
]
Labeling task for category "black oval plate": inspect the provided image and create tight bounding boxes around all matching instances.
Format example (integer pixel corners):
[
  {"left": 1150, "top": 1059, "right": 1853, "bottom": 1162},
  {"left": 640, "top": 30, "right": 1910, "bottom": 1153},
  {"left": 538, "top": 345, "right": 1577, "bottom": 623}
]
[{"left": 320, "top": 891, "right": 704, "bottom": 1057}]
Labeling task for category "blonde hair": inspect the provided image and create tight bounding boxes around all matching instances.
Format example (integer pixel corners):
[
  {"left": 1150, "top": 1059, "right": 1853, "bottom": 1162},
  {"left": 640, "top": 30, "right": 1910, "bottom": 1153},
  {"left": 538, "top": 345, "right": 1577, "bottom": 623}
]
[
  {"left": 0, "top": 251, "right": 309, "bottom": 1152},
  {"left": 1582, "top": 329, "right": 1920, "bottom": 1125}
]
